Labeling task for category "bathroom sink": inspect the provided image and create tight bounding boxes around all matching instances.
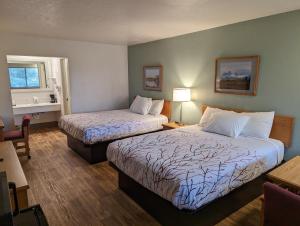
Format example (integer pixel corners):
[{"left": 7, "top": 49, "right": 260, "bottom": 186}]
[{"left": 13, "top": 103, "right": 61, "bottom": 115}]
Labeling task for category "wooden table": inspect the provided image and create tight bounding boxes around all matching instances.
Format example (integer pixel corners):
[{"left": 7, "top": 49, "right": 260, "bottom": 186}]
[
  {"left": 0, "top": 116, "right": 4, "bottom": 141},
  {"left": 0, "top": 141, "right": 29, "bottom": 209},
  {"left": 267, "top": 156, "right": 300, "bottom": 190}
]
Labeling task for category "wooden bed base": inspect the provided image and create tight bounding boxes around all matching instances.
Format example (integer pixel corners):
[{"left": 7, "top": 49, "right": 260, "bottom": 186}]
[
  {"left": 67, "top": 135, "right": 109, "bottom": 163},
  {"left": 114, "top": 165, "right": 266, "bottom": 226}
]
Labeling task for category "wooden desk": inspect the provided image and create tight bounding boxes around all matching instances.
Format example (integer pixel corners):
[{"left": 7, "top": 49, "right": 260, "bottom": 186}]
[
  {"left": 267, "top": 156, "right": 300, "bottom": 190},
  {"left": 0, "top": 141, "right": 29, "bottom": 209},
  {"left": 0, "top": 116, "right": 4, "bottom": 141}
]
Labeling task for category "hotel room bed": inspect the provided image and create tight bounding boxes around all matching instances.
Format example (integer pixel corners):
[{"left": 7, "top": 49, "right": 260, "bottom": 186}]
[
  {"left": 59, "top": 109, "right": 168, "bottom": 145},
  {"left": 107, "top": 105, "right": 294, "bottom": 226},
  {"left": 107, "top": 125, "right": 284, "bottom": 210},
  {"left": 59, "top": 100, "right": 171, "bottom": 163}
]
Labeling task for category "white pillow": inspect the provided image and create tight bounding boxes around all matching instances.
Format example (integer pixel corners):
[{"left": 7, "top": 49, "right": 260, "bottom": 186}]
[
  {"left": 149, "top": 99, "right": 164, "bottom": 116},
  {"left": 240, "top": 111, "right": 275, "bottom": 139},
  {"left": 200, "top": 107, "right": 233, "bottom": 126},
  {"left": 201, "top": 111, "right": 250, "bottom": 138},
  {"left": 130, "top": 96, "right": 152, "bottom": 115}
]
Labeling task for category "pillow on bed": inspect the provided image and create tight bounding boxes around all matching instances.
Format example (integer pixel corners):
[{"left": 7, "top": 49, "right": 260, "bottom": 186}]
[
  {"left": 201, "top": 111, "right": 250, "bottom": 138},
  {"left": 149, "top": 100, "right": 164, "bottom": 116},
  {"left": 240, "top": 111, "right": 275, "bottom": 139},
  {"left": 200, "top": 107, "right": 232, "bottom": 126},
  {"left": 130, "top": 95, "right": 152, "bottom": 115}
]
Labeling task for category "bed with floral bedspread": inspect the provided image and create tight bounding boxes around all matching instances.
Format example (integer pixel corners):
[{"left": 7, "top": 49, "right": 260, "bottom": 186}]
[
  {"left": 59, "top": 109, "right": 168, "bottom": 145},
  {"left": 107, "top": 125, "right": 283, "bottom": 210}
]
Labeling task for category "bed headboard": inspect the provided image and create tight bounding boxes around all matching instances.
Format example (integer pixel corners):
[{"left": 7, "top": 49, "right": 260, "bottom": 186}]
[
  {"left": 201, "top": 105, "right": 294, "bottom": 148},
  {"left": 161, "top": 100, "right": 172, "bottom": 120}
]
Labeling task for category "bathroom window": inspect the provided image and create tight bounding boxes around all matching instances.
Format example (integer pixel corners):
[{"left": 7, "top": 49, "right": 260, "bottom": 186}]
[{"left": 8, "top": 63, "right": 46, "bottom": 89}]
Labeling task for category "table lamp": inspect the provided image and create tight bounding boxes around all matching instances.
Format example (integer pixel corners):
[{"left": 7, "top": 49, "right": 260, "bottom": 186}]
[{"left": 173, "top": 88, "right": 191, "bottom": 125}]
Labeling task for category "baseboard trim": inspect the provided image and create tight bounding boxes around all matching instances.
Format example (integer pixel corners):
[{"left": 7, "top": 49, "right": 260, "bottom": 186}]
[{"left": 30, "top": 121, "right": 58, "bottom": 130}]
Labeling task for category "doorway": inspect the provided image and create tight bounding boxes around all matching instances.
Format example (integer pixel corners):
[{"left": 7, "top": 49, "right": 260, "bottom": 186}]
[{"left": 6, "top": 55, "right": 71, "bottom": 125}]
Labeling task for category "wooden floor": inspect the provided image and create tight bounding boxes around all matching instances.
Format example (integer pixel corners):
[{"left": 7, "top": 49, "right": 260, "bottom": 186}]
[{"left": 19, "top": 127, "right": 262, "bottom": 226}]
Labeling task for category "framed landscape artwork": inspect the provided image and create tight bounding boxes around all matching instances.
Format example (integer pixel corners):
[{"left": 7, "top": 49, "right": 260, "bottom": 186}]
[
  {"left": 215, "top": 56, "right": 260, "bottom": 96},
  {"left": 143, "top": 65, "right": 163, "bottom": 91}
]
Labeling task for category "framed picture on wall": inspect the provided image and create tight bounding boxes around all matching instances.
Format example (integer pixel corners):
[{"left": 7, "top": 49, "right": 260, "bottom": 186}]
[
  {"left": 215, "top": 56, "right": 260, "bottom": 96},
  {"left": 143, "top": 65, "right": 163, "bottom": 91}
]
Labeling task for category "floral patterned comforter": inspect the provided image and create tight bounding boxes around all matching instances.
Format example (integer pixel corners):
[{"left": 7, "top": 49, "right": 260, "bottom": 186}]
[
  {"left": 59, "top": 109, "right": 168, "bottom": 144},
  {"left": 107, "top": 125, "right": 283, "bottom": 210}
]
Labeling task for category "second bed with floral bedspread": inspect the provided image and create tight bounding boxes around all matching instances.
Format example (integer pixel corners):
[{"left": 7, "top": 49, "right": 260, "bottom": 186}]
[{"left": 59, "top": 109, "right": 168, "bottom": 145}]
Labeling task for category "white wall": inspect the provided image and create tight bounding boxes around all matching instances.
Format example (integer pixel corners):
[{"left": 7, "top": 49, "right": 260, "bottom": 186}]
[{"left": 0, "top": 32, "right": 129, "bottom": 129}]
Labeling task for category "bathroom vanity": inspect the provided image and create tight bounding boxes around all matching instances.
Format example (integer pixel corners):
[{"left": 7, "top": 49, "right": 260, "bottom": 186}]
[{"left": 13, "top": 103, "right": 61, "bottom": 115}]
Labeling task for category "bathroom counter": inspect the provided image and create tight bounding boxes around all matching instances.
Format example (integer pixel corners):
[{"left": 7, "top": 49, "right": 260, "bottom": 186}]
[{"left": 13, "top": 103, "right": 61, "bottom": 115}]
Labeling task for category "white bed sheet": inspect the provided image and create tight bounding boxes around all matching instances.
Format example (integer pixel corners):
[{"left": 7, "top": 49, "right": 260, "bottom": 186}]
[
  {"left": 107, "top": 125, "right": 284, "bottom": 210},
  {"left": 59, "top": 109, "right": 168, "bottom": 144}
]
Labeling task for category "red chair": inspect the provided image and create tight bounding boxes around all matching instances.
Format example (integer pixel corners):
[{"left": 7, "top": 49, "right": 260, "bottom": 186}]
[
  {"left": 4, "top": 115, "right": 31, "bottom": 159},
  {"left": 261, "top": 182, "right": 300, "bottom": 226}
]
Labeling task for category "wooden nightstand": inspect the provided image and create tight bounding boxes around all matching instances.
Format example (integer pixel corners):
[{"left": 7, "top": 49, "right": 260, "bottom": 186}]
[
  {"left": 267, "top": 156, "right": 300, "bottom": 191},
  {"left": 162, "top": 122, "right": 185, "bottom": 130}
]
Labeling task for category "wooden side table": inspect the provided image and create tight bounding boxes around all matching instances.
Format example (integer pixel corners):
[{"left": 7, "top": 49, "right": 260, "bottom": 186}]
[
  {"left": 0, "top": 116, "right": 4, "bottom": 141},
  {"left": 267, "top": 156, "right": 300, "bottom": 191},
  {"left": 162, "top": 122, "right": 186, "bottom": 130}
]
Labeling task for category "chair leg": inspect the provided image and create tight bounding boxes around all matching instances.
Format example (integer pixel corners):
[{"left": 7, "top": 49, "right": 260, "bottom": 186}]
[
  {"left": 12, "top": 141, "right": 17, "bottom": 149},
  {"left": 25, "top": 140, "right": 31, "bottom": 159},
  {"left": 260, "top": 196, "right": 265, "bottom": 226},
  {"left": 11, "top": 139, "right": 31, "bottom": 159}
]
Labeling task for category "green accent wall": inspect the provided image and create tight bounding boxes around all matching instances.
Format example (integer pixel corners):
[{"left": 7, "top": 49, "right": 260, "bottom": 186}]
[{"left": 128, "top": 10, "right": 300, "bottom": 159}]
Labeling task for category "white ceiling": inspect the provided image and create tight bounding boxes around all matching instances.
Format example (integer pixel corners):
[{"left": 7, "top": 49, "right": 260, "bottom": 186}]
[{"left": 0, "top": 0, "right": 299, "bottom": 45}]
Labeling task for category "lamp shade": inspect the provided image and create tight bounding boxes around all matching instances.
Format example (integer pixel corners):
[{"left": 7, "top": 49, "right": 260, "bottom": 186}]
[{"left": 173, "top": 88, "right": 191, "bottom": 102}]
